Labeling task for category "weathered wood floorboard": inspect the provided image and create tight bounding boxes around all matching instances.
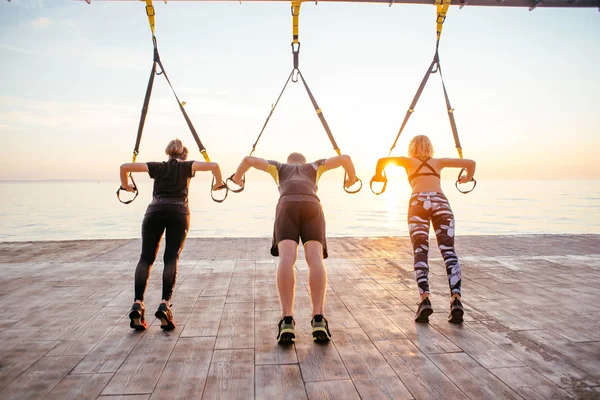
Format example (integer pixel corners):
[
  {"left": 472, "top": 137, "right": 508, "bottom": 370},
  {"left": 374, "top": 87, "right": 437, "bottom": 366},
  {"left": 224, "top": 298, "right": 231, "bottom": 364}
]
[{"left": 0, "top": 235, "right": 598, "bottom": 399}]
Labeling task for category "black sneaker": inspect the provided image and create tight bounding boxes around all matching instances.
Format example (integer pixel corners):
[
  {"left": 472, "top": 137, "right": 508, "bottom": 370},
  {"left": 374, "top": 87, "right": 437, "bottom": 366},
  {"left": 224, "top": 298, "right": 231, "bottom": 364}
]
[
  {"left": 311, "top": 314, "right": 332, "bottom": 343},
  {"left": 277, "top": 316, "right": 295, "bottom": 344},
  {"left": 129, "top": 302, "right": 147, "bottom": 331},
  {"left": 448, "top": 297, "right": 464, "bottom": 324},
  {"left": 155, "top": 303, "right": 176, "bottom": 330},
  {"left": 415, "top": 297, "right": 433, "bottom": 323}
]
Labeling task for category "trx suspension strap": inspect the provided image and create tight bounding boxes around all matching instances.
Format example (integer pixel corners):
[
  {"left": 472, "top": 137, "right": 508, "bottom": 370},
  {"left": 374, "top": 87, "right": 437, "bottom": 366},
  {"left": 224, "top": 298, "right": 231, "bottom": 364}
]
[
  {"left": 117, "top": 0, "right": 228, "bottom": 204},
  {"left": 226, "top": 0, "right": 362, "bottom": 194},
  {"left": 370, "top": 0, "right": 476, "bottom": 195}
]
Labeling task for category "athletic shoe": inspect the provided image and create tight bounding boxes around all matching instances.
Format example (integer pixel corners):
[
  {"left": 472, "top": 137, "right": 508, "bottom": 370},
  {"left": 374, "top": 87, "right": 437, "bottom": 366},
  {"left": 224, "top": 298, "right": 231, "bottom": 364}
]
[
  {"left": 129, "top": 302, "right": 147, "bottom": 331},
  {"left": 311, "top": 314, "right": 331, "bottom": 342},
  {"left": 448, "top": 297, "right": 464, "bottom": 324},
  {"left": 415, "top": 297, "right": 433, "bottom": 323},
  {"left": 155, "top": 303, "right": 176, "bottom": 330},
  {"left": 277, "top": 316, "right": 295, "bottom": 344}
]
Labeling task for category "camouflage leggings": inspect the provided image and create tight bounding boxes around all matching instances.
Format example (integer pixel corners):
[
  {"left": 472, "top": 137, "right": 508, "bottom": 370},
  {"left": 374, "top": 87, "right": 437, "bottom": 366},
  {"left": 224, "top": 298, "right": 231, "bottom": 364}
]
[{"left": 408, "top": 192, "right": 461, "bottom": 296}]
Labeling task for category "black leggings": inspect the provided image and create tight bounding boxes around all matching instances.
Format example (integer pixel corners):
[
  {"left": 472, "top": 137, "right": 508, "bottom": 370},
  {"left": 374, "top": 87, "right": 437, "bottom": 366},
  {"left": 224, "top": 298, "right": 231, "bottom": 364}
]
[
  {"left": 407, "top": 192, "right": 462, "bottom": 296},
  {"left": 134, "top": 212, "right": 190, "bottom": 302}
]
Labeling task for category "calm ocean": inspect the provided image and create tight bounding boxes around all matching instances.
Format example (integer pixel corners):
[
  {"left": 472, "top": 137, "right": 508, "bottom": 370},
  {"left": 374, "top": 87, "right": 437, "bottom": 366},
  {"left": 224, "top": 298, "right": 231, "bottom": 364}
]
[{"left": 0, "top": 179, "right": 599, "bottom": 242}]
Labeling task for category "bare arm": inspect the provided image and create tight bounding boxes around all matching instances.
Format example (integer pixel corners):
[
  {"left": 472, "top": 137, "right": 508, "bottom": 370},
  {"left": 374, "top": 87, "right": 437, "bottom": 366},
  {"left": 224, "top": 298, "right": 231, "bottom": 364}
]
[
  {"left": 192, "top": 161, "right": 224, "bottom": 190},
  {"left": 231, "top": 156, "right": 269, "bottom": 186},
  {"left": 120, "top": 163, "right": 149, "bottom": 191},
  {"left": 323, "top": 155, "right": 358, "bottom": 186},
  {"left": 437, "top": 158, "right": 476, "bottom": 182},
  {"left": 374, "top": 157, "right": 408, "bottom": 179}
]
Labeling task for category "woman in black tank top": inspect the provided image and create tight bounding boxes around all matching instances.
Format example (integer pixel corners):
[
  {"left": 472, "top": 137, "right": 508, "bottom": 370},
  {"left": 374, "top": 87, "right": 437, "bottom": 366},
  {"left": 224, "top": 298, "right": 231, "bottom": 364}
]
[
  {"left": 120, "top": 139, "right": 224, "bottom": 331},
  {"left": 373, "top": 135, "right": 475, "bottom": 324}
]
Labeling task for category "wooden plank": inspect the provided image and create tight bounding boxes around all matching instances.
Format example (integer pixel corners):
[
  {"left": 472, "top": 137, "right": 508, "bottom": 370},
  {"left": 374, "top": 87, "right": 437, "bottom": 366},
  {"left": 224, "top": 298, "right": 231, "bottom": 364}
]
[
  {"left": 180, "top": 296, "right": 226, "bottom": 338},
  {"left": 360, "top": 290, "right": 461, "bottom": 354},
  {"left": 255, "top": 310, "right": 298, "bottom": 365},
  {"left": 72, "top": 317, "right": 145, "bottom": 374},
  {"left": 0, "top": 340, "right": 60, "bottom": 389},
  {"left": 1, "top": 356, "right": 83, "bottom": 400},
  {"left": 202, "top": 349, "right": 254, "bottom": 400},
  {"left": 102, "top": 326, "right": 179, "bottom": 395},
  {"left": 332, "top": 328, "right": 413, "bottom": 399},
  {"left": 150, "top": 337, "right": 215, "bottom": 400},
  {"left": 98, "top": 396, "right": 150, "bottom": 400},
  {"left": 427, "top": 353, "right": 525, "bottom": 399},
  {"left": 467, "top": 321, "right": 599, "bottom": 388},
  {"left": 374, "top": 339, "right": 466, "bottom": 399},
  {"left": 46, "top": 306, "right": 125, "bottom": 356},
  {"left": 431, "top": 321, "right": 525, "bottom": 369},
  {"left": 489, "top": 366, "right": 574, "bottom": 400},
  {"left": 294, "top": 321, "right": 350, "bottom": 382},
  {"left": 226, "top": 277, "right": 255, "bottom": 303},
  {"left": 45, "top": 373, "right": 113, "bottom": 400},
  {"left": 215, "top": 302, "right": 254, "bottom": 349},
  {"left": 254, "top": 279, "right": 281, "bottom": 312},
  {"left": 256, "top": 365, "right": 308, "bottom": 399},
  {"left": 200, "top": 272, "right": 232, "bottom": 297},
  {"left": 305, "top": 380, "right": 361, "bottom": 400}
]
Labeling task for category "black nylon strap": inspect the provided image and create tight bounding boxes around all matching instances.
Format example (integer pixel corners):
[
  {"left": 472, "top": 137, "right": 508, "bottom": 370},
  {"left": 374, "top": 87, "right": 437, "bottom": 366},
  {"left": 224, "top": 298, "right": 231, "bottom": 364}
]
[
  {"left": 388, "top": 54, "right": 438, "bottom": 156},
  {"left": 250, "top": 70, "right": 294, "bottom": 156},
  {"left": 297, "top": 71, "right": 341, "bottom": 155},
  {"left": 154, "top": 48, "right": 207, "bottom": 155},
  {"left": 134, "top": 60, "right": 157, "bottom": 156},
  {"left": 436, "top": 60, "right": 462, "bottom": 153}
]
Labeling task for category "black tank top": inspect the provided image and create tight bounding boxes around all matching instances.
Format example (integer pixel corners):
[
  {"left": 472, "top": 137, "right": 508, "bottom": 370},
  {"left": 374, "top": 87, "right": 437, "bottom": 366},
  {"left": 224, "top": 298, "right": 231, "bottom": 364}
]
[
  {"left": 407, "top": 157, "right": 440, "bottom": 184},
  {"left": 145, "top": 159, "right": 194, "bottom": 214}
]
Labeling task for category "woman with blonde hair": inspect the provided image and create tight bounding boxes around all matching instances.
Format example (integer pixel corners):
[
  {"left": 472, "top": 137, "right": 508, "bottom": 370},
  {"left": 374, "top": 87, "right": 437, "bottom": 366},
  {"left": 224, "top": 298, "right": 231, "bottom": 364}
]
[
  {"left": 120, "top": 138, "right": 223, "bottom": 331},
  {"left": 372, "top": 135, "right": 475, "bottom": 323}
]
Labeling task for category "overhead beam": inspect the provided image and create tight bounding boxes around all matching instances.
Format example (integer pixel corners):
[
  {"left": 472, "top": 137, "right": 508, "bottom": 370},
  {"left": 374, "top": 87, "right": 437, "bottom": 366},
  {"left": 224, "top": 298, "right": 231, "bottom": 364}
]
[{"left": 75, "top": 0, "right": 600, "bottom": 8}]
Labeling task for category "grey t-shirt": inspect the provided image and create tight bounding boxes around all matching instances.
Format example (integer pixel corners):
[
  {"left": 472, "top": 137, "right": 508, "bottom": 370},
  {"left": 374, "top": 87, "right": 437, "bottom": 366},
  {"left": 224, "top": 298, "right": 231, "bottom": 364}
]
[{"left": 266, "top": 159, "right": 327, "bottom": 204}]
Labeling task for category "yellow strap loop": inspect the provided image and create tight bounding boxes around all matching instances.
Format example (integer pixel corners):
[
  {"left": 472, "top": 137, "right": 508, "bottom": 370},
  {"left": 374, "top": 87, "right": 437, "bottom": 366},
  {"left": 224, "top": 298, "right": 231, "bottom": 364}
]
[
  {"left": 145, "top": 0, "right": 156, "bottom": 36},
  {"left": 457, "top": 147, "right": 463, "bottom": 159},
  {"left": 201, "top": 149, "right": 211, "bottom": 162},
  {"left": 132, "top": 153, "right": 138, "bottom": 163},
  {"left": 291, "top": 0, "right": 301, "bottom": 44},
  {"left": 435, "top": 0, "right": 451, "bottom": 42}
]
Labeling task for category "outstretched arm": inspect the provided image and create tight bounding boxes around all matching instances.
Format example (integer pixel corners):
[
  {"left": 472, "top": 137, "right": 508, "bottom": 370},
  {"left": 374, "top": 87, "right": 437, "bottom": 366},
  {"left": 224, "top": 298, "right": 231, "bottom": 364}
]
[
  {"left": 120, "top": 163, "right": 149, "bottom": 192},
  {"left": 231, "top": 156, "right": 269, "bottom": 186},
  {"left": 324, "top": 155, "right": 358, "bottom": 187},
  {"left": 438, "top": 158, "right": 476, "bottom": 182},
  {"left": 192, "top": 161, "right": 224, "bottom": 190},
  {"left": 373, "top": 157, "right": 408, "bottom": 179}
]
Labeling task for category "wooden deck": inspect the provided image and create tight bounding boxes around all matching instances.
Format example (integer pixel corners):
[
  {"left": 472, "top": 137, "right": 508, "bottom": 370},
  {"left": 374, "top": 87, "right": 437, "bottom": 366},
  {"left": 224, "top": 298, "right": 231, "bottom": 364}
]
[{"left": 0, "top": 235, "right": 599, "bottom": 400}]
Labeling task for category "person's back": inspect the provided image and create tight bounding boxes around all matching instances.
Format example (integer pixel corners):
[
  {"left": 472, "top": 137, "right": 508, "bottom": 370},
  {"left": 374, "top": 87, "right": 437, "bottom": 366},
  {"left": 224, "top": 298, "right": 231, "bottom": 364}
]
[
  {"left": 146, "top": 158, "right": 194, "bottom": 213},
  {"left": 266, "top": 156, "right": 326, "bottom": 203}
]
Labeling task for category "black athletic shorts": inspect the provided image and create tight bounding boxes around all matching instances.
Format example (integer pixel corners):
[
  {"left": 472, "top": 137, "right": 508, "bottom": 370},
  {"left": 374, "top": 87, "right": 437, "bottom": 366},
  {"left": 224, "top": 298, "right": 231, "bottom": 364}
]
[{"left": 270, "top": 201, "right": 328, "bottom": 259}]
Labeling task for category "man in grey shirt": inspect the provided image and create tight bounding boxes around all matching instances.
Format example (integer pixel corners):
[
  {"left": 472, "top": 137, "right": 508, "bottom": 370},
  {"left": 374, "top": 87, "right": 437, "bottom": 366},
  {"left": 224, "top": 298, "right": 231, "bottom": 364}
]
[{"left": 231, "top": 152, "right": 357, "bottom": 344}]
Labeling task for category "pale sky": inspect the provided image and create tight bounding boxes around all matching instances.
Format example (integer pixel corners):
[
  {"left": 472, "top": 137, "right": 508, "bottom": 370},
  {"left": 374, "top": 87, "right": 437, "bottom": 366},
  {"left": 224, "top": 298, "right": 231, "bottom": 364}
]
[{"left": 1, "top": 0, "right": 599, "bottom": 181}]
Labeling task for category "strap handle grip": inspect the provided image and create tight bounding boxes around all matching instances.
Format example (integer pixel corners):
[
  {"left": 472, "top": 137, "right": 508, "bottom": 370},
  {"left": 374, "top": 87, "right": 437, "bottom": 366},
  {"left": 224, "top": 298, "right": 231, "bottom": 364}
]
[
  {"left": 116, "top": 174, "right": 139, "bottom": 204},
  {"left": 225, "top": 173, "right": 246, "bottom": 194},
  {"left": 369, "top": 173, "right": 388, "bottom": 195},
  {"left": 455, "top": 168, "right": 477, "bottom": 194},
  {"left": 210, "top": 176, "right": 229, "bottom": 203},
  {"left": 343, "top": 173, "right": 363, "bottom": 194}
]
